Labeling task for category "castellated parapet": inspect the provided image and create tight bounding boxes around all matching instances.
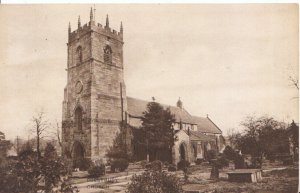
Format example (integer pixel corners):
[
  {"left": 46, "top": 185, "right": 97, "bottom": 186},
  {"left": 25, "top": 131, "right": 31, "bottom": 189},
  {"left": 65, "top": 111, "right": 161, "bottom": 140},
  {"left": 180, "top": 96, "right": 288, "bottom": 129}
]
[{"left": 68, "top": 20, "right": 123, "bottom": 44}]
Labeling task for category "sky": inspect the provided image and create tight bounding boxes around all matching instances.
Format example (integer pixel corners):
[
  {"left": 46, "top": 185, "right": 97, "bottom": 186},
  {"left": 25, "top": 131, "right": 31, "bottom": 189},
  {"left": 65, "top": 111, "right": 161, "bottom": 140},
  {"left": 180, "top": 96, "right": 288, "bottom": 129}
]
[{"left": 0, "top": 4, "right": 298, "bottom": 140}]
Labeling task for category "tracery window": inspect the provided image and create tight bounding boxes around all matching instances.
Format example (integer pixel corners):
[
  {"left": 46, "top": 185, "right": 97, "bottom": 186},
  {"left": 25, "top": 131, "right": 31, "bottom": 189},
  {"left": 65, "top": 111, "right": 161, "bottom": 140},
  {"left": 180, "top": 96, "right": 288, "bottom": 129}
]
[
  {"left": 75, "top": 107, "right": 83, "bottom": 131},
  {"left": 76, "top": 46, "right": 83, "bottom": 65},
  {"left": 104, "top": 45, "right": 112, "bottom": 64}
]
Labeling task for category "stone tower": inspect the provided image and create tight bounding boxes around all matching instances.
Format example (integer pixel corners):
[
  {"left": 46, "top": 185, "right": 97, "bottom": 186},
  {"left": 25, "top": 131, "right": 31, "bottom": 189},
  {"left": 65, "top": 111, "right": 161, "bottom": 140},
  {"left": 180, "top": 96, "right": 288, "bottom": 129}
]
[{"left": 62, "top": 8, "right": 127, "bottom": 164}]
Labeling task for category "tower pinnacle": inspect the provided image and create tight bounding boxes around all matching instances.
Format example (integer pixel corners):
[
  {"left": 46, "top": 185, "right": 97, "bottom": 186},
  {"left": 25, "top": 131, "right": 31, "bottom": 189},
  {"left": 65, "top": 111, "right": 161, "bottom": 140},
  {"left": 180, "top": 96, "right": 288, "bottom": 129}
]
[
  {"left": 120, "top": 21, "right": 123, "bottom": 34},
  {"left": 68, "top": 22, "right": 71, "bottom": 34},
  {"left": 90, "top": 7, "right": 93, "bottom": 21},
  {"left": 106, "top": 14, "right": 109, "bottom": 28},
  {"left": 78, "top": 16, "right": 81, "bottom": 28}
]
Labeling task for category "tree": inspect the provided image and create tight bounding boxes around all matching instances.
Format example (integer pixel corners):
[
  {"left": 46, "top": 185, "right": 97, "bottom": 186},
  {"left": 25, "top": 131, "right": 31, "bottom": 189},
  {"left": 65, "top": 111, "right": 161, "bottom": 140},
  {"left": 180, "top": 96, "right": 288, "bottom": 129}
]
[
  {"left": 289, "top": 75, "right": 299, "bottom": 90},
  {"left": 226, "top": 128, "right": 242, "bottom": 148},
  {"left": 40, "top": 143, "right": 69, "bottom": 193},
  {"left": 106, "top": 122, "right": 129, "bottom": 161},
  {"left": 235, "top": 116, "right": 288, "bottom": 168},
  {"left": 10, "top": 144, "right": 41, "bottom": 193},
  {"left": 0, "top": 139, "right": 12, "bottom": 167},
  {"left": 0, "top": 142, "right": 73, "bottom": 193},
  {"left": 138, "top": 101, "right": 175, "bottom": 162},
  {"left": 288, "top": 121, "right": 299, "bottom": 161},
  {"left": 30, "top": 111, "right": 49, "bottom": 160},
  {"left": 55, "top": 121, "right": 62, "bottom": 148}
]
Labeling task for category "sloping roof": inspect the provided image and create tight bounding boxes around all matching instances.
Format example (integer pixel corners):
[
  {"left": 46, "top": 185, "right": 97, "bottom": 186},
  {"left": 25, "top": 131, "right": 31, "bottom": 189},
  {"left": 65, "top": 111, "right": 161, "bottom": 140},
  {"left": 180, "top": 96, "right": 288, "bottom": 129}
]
[
  {"left": 189, "top": 130, "right": 216, "bottom": 142},
  {"left": 126, "top": 96, "right": 222, "bottom": 134},
  {"left": 192, "top": 116, "right": 222, "bottom": 134},
  {"left": 127, "top": 97, "right": 196, "bottom": 124}
]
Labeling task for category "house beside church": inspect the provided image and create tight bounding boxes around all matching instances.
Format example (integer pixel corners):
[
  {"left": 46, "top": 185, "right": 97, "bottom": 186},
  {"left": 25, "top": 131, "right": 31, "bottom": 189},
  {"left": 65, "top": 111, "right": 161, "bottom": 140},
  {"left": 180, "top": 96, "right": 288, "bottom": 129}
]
[{"left": 61, "top": 8, "right": 225, "bottom": 166}]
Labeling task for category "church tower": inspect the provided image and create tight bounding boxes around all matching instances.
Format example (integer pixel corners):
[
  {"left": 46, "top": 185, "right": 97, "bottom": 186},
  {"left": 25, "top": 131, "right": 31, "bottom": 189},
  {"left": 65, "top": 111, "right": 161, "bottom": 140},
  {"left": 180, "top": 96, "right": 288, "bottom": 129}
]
[{"left": 62, "top": 8, "right": 127, "bottom": 164}]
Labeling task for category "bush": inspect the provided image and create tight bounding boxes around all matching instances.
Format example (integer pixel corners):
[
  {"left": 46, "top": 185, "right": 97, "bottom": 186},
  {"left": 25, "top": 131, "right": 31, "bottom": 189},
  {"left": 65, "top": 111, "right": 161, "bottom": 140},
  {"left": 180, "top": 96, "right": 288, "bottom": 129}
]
[
  {"left": 164, "top": 161, "right": 170, "bottom": 167},
  {"left": 145, "top": 163, "right": 152, "bottom": 170},
  {"left": 234, "top": 154, "right": 246, "bottom": 169},
  {"left": 195, "top": 158, "right": 203, "bottom": 165},
  {"left": 111, "top": 158, "right": 129, "bottom": 172},
  {"left": 177, "top": 160, "right": 190, "bottom": 171},
  {"left": 150, "top": 160, "right": 163, "bottom": 171},
  {"left": 214, "top": 156, "right": 229, "bottom": 168},
  {"left": 88, "top": 164, "right": 105, "bottom": 177},
  {"left": 206, "top": 149, "right": 218, "bottom": 161},
  {"left": 139, "top": 160, "right": 148, "bottom": 168},
  {"left": 168, "top": 164, "right": 177, "bottom": 172},
  {"left": 73, "top": 158, "right": 93, "bottom": 171},
  {"left": 126, "top": 171, "right": 183, "bottom": 193},
  {"left": 223, "top": 146, "right": 237, "bottom": 160}
]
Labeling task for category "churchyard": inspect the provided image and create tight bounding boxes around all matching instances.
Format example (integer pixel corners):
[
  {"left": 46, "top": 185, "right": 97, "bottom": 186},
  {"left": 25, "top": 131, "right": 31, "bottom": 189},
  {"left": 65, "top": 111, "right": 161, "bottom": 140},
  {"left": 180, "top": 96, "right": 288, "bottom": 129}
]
[{"left": 69, "top": 159, "right": 298, "bottom": 193}]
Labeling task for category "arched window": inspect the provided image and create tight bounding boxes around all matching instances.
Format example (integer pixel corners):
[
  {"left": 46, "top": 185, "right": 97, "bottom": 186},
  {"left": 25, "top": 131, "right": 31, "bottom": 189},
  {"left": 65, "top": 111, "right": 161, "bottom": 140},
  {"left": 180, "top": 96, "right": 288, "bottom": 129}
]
[
  {"left": 75, "top": 107, "right": 83, "bottom": 131},
  {"left": 76, "top": 46, "right": 83, "bottom": 65},
  {"left": 104, "top": 45, "right": 112, "bottom": 64}
]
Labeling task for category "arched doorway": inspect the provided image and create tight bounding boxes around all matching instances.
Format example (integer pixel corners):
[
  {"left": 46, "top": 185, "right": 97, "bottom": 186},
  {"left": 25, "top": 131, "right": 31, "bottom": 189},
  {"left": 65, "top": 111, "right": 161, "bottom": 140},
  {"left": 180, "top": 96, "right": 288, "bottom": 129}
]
[
  {"left": 179, "top": 143, "right": 187, "bottom": 161},
  {"left": 72, "top": 141, "right": 85, "bottom": 169}
]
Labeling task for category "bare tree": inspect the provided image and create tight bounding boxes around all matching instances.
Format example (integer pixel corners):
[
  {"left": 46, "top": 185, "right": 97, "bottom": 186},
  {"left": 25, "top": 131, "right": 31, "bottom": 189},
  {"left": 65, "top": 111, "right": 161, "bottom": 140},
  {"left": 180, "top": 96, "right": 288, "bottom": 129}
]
[
  {"left": 55, "top": 121, "right": 62, "bottom": 148},
  {"left": 30, "top": 111, "right": 49, "bottom": 160},
  {"left": 289, "top": 75, "right": 299, "bottom": 90}
]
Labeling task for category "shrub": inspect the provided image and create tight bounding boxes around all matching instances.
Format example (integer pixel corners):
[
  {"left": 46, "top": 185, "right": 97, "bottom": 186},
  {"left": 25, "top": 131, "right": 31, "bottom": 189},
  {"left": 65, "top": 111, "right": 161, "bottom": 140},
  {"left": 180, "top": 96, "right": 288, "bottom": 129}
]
[
  {"left": 206, "top": 149, "right": 218, "bottom": 161},
  {"left": 139, "top": 160, "right": 148, "bottom": 168},
  {"left": 73, "top": 158, "right": 93, "bottom": 171},
  {"left": 195, "top": 158, "right": 203, "bottom": 165},
  {"left": 126, "top": 171, "right": 183, "bottom": 193},
  {"left": 150, "top": 160, "right": 163, "bottom": 171},
  {"left": 168, "top": 164, "right": 177, "bottom": 172},
  {"left": 88, "top": 164, "right": 105, "bottom": 177},
  {"left": 111, "top": 158, "right": 129, "bottom": 172},
  {"left": 234, "top": 154, "right": 246, "bottom": 169},
  {"left": 177, "top": 160, "right": 190, "bottom": 171},
  {"left": 145, "top": 163, "right": 152, "bottom": 170},
  {"left": 164, "top": 161, "right": 170, "bottom": 167},
  {"left": 223, "top": 146, "right": 237, "bottom": 160},
  {"left": 215, "top": 156, "right": 229, "bottom": 168}
]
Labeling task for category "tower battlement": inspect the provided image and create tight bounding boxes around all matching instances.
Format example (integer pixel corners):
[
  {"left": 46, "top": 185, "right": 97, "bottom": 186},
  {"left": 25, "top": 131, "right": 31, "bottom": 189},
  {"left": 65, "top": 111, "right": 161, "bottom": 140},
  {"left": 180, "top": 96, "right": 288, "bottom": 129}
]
[{"left": 68, "top": 9, "right": 123, "bottom": 43}]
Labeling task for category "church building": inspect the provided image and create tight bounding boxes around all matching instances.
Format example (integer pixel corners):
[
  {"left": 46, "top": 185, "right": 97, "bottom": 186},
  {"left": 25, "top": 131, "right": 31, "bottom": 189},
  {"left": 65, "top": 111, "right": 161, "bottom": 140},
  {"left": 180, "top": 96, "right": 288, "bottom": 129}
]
[{"left": 62, "top": 9, "right": 225, "bottom": 166}]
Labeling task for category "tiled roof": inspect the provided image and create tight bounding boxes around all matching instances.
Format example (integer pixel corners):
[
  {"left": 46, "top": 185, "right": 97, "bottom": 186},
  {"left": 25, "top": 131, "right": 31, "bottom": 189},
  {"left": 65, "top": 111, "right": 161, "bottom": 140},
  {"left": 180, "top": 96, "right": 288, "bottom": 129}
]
[
  {"left": 192, "top": 116, "right": 222, "bottom": 134},
  {"left": 126, "top": 97, "right": 222, "bottom": 134},
  {"left": 189, "top": 130, "right": 216, "bottom": 142},
  {"left": 127, "top": 97, "right": 196, "bottom": 124}
]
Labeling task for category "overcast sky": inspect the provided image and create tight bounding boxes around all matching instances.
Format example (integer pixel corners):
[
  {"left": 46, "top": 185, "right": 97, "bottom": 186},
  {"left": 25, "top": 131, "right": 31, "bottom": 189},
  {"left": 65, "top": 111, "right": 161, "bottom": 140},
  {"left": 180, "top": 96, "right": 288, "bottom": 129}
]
[{"left": 0, "top": 4, "right": 298, "bottom": 140}]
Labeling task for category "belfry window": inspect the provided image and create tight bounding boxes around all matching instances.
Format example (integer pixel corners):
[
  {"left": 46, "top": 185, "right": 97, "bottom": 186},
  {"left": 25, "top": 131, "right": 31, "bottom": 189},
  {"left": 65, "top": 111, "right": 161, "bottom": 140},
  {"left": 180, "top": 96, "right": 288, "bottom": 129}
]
[
  {"left": 104, "top": 45, "right": 112, "bottom": 64},
  {"left": 75, "top": 107, "right": 83, "bottom": 131},
  {"left": 76, "top": 46, "right": 83, "bottom": 65}
]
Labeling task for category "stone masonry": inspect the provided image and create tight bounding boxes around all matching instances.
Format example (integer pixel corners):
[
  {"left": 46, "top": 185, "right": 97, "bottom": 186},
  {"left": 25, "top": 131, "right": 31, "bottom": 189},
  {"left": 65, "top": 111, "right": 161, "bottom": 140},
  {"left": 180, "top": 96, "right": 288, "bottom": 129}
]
[{"left": 62, "top": 9, "right": 127, "bottom": 162}]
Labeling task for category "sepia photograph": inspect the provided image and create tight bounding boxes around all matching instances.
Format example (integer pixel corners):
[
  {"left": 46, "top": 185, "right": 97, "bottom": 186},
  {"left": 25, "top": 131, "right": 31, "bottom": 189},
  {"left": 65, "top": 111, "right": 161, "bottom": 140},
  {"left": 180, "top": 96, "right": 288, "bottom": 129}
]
[{"left": 0, "top": 4, "right": 298, "bottom": 193}]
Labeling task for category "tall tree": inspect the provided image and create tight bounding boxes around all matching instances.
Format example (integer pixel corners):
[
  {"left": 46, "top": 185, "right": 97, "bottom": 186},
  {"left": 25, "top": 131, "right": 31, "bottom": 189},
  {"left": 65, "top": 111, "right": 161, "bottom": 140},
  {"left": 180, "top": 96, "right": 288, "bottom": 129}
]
[
  {"left": 30, "top": 111, "right": 49, "bottom": 161},
  {"left": 139, "top": 101, "right": 175, "bottom": 162},
  {"left": 106, "top": 122, "right": 129, "bottom": 161}
]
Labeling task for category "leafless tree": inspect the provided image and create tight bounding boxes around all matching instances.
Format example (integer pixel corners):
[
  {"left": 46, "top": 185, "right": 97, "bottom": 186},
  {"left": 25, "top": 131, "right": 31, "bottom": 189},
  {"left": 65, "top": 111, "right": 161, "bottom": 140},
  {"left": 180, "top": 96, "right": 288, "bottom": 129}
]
[
  {"left": 289, "top": 75, "right": 299, "bottom": 90},
  {"left": 30, "top": 111, "right": 49, "bottom": 160},
  {"left": 55, "top": 121, "right": 62, "bottom": 148}
]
